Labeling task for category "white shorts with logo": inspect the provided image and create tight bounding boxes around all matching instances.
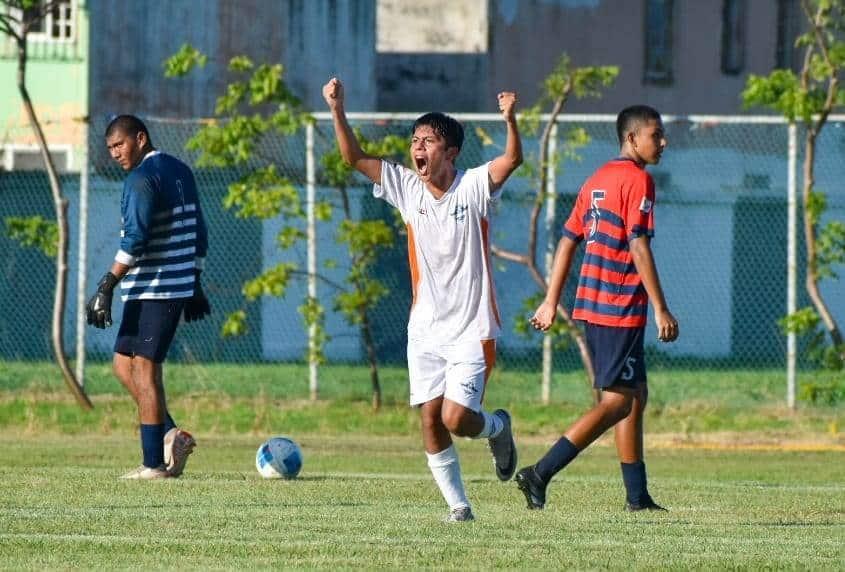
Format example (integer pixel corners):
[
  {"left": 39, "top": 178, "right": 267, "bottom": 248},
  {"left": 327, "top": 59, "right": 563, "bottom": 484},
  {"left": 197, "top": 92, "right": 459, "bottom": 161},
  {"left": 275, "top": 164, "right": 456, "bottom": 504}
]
[{"left": 407, "top": 338, "right": 496, "bottom": 411}]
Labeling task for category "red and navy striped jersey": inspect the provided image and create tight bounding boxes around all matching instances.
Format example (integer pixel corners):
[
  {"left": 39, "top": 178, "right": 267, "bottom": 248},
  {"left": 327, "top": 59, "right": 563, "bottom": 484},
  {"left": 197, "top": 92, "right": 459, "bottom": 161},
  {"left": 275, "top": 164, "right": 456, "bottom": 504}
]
[{"left": 562, "top": 158, "right": 655, "bottom": 327}]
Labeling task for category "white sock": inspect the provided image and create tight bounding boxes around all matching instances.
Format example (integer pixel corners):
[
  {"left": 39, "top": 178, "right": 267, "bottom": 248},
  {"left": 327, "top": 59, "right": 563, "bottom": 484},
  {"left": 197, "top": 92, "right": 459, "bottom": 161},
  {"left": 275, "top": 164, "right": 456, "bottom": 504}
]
[
  {"left": 426, "top": 445, "right": 470, "bottom": 510},
  {"left": 475, "top": 409, "right": 504, "bottom": 439}
]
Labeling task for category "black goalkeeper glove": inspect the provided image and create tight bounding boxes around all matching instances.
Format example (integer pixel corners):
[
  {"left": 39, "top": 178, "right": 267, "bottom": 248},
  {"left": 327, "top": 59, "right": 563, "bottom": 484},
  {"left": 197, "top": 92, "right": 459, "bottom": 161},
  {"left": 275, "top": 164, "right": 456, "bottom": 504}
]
[
  {"left": 183, "top": 270, "right": 211, "bottom": 323},
  {"left": 86, "top": 272, "right": 119, "bottom": 329}
]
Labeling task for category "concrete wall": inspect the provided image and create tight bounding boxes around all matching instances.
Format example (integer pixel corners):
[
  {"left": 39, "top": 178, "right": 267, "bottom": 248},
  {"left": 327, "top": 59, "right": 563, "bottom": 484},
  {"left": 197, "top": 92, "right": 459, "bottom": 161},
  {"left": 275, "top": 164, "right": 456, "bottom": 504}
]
[
  {"left": 372, "top": 0, "right": 795, "bottom": 114},
  {"left": 88, "top": 0, "right": 375, "bottom": 121},
  {"left": 85, "top": 0, "right": 801, "bottom": 116},
  {"left": 488, "top": 0, "right": 785, "bottom": 114},
  {"left": 374, "top": 0, "right": 488, "bottom": 111}
]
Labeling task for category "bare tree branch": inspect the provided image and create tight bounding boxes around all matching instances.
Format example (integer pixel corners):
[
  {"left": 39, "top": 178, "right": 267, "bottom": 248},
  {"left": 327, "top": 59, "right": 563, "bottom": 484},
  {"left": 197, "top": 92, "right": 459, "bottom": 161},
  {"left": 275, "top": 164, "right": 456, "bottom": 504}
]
[{"left": 490, "top": 244, "right": 529, "bottom": 265}]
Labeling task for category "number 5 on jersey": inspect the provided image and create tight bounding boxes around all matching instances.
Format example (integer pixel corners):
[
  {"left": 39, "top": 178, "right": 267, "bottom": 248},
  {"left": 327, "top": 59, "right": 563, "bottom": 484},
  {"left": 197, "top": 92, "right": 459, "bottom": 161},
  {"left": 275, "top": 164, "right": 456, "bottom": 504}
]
[{"left": 588, "top": 189, "right": 606, "bottom": 243}]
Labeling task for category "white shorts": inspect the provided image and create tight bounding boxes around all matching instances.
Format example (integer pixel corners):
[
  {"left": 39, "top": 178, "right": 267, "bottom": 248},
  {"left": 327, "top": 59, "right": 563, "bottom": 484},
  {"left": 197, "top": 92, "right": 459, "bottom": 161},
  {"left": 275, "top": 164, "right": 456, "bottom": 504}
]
[{"left": 407, "top": 339, "right": 496, "bottom": 411}]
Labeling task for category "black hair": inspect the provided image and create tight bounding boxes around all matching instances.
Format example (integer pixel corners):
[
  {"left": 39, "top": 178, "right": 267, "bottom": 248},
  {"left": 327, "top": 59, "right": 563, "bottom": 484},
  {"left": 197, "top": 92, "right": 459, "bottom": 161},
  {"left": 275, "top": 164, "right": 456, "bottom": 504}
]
[
  {"left": 411, "top": 112, "right": 464, "bottom": 151},
  {"left": 616, "top": 105, "right": 662, "bottom": 146},
  {"left": 104, "top": 114, "right": 152, "bottom": 145}
]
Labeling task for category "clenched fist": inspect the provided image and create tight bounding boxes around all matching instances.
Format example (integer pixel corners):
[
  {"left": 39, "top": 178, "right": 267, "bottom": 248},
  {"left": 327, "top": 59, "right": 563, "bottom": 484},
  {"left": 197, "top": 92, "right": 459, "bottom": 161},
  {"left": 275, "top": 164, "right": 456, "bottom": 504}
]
[
  {"left": 497, "top": 92, "right": 518, "bottom": 121},
  {"left": 323, "top": 77, "right": 344, "bottom": 110}
]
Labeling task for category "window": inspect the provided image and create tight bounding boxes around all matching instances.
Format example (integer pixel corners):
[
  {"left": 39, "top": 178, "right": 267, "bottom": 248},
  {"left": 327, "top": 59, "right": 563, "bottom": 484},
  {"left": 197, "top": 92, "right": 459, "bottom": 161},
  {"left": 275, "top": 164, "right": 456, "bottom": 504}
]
[
  {"left": 644, "top": 0, "right": 674, "bottom": 84},
  {"left": 8, "top": 0, "right": 75, "bottom": 42},
  {"left": 776, "top": 0, "right": 801, "bottom": 70},
  {"left": 2, "top": 144, "right": 73, "bottom": 173},
  {"left": 721, "top": 0, "right": 746, "bottom": 75}
]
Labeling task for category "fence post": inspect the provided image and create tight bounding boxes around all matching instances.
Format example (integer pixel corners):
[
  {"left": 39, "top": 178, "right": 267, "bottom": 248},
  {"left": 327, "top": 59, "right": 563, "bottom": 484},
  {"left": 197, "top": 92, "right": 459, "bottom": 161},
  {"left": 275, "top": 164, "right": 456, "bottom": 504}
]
[
  {"left": 541, "top": 123, "right": 558, "bottom": 404},
  {"left": 306, "top": 122, "right": 319, "bottom": 401},
  {"left": 75, "top": 122, "right": 89, "bottom": 385},
  {"left": 786, "top": 122, "right": 797, "bottom": 409}
]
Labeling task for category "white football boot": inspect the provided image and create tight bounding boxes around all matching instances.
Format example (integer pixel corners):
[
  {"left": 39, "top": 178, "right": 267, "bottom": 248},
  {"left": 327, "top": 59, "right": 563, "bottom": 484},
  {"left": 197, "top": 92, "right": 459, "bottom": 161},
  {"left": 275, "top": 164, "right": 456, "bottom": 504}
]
[
  {"left": 119, "top": 464, "right": 169, "bottom": 480},
  {"left": 164, "top": 428, "right": 196, "bottom": 478}
]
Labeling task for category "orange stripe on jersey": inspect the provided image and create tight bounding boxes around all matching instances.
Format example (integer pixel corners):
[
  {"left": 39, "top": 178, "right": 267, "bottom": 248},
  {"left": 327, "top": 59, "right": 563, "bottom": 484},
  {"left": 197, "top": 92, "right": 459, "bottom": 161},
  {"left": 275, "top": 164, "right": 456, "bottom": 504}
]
[
  {"left": 481, "top": 218, "right": 501, "bottom": 327},
  {"left": 575, "top": 286, "right": 647, "bottom": 306},
  {"left": 480, "top": 338, "right": 497, "bottom": 404},
  {"left": 406, "top": 224, "right": 420, "bottom": 308}
]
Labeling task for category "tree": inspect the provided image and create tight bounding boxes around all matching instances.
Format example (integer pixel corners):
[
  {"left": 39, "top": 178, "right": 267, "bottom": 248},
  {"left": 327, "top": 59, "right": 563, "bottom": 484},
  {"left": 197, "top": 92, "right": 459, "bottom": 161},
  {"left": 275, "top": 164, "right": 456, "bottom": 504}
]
[
  {"left": 485, "top": 55, "right": 618, "bottom": 403},
  {"left": 0, "top": 0, "right": 92, "bottom": 409},
  {"left": 166, "top": 46, "right": 404, "bottom": 409},
  {"left": 743, "top": 0, "right": 845, "bottom": 370},
  {"left": 321, "top": 132, "right": 408, "bottom": 410},
  {"left": 164, "top": 45, "right": 324, "bottom": 376}
]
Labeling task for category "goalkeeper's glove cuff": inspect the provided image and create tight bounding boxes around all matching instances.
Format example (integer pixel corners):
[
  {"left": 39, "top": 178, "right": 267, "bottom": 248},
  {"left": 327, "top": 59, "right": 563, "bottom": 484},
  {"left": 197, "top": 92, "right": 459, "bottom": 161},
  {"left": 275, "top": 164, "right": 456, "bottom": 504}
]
[{"left": 97, "top": 272, "right": 119, "bottom": 294}]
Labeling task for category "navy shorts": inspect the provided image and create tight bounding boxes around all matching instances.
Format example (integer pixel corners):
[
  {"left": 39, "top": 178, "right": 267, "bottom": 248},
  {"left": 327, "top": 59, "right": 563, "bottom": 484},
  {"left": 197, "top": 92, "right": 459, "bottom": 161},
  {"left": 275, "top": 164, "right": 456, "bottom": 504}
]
[
  {"left": 584, "top": 323, "right": 646, "bottom": 389},
  {"left": 114, "top": 299, "right": 185, "bottom": 363}
]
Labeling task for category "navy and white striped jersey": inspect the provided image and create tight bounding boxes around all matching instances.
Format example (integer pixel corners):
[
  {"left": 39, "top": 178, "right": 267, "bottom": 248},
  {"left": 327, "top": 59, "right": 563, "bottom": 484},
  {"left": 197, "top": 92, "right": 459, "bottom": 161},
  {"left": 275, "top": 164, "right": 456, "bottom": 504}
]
[{"left": 115, "top": 150, "right": 208, "bottom": 301}]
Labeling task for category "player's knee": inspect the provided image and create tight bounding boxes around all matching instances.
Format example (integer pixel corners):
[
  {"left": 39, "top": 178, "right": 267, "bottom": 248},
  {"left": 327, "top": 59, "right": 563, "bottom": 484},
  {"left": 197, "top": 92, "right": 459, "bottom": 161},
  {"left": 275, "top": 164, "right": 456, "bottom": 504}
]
[
  {"left": 420, "top": 409, "right": 443, "bottom": 433},
  {"left": 112, "top": 356, "right": 130, "bottom": 383},
  {"left": 616, "top": 399, "right": 634, "bottom": 420},
  {"left": 131, "top": 356, "right": 156, "bottom": 379},
  {"left": 440, "top": 408, "right": 464, "bottom": 434},
  {"left": 600, "top": 392, "right": 634, "bottom": 422}
]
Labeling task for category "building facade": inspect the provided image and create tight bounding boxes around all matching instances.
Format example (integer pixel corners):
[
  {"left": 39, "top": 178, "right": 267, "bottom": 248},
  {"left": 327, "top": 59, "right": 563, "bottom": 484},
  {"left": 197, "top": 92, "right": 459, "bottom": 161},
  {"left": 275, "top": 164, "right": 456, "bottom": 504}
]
[{"left": 0, "top": 0, "right": 88, "bottom": 172}]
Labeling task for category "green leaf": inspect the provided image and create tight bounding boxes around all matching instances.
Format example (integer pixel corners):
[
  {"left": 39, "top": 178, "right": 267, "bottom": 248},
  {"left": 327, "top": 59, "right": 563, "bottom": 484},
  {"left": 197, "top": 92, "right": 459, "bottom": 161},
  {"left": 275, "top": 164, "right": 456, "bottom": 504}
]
[
  {"left": 779, "top": 307, "right": 821, "bottom": 335},
  {"left": 242, "top": 263, "right": 298, "bottom": 300},
  {"left": 221, "top": 310, "right": 247, "bottom": 338},
  {"left": 298, "top": 296, "right": 328, "bottom": 364},
  {"left": 475, "top": 126, "right": 494, "bottom": 146},
  {"left": 4, "top": 215, "right": 58, "bottom": 257},
  {"left": 163, "top": 44, "right": 207, "bottom": 78},
  {"left": 223, "top": 165, "right": 302, "bottom": 220},
  {"left": 314, "top": 201, "right": 333, "bottom": 222},
  {"left": 276, "top": 226, "right": 306, "bottom": 250},
  {"left": 228, "top": 55, "right": 254, "bottom": 72},
  {"left": 816, "top": 220, "right": 845, "bottom": 279}
]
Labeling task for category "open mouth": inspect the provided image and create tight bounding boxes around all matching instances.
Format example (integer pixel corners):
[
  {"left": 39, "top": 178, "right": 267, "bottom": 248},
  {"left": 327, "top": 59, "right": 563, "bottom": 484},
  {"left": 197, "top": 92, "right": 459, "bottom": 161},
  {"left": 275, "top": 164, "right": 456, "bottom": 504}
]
[{"left": 414, "top": 156, "right": 428, "bottom": 176}]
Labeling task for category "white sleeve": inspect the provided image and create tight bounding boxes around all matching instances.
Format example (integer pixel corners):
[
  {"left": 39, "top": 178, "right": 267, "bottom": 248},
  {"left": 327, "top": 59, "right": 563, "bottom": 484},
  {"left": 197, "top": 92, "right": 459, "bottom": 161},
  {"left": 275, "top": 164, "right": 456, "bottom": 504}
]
[
  {"left": 373, "top": 160, "right": 414, "bottom": 221},
  {"left": 465, "top": 162, "right": 499, "bottom": 216}
]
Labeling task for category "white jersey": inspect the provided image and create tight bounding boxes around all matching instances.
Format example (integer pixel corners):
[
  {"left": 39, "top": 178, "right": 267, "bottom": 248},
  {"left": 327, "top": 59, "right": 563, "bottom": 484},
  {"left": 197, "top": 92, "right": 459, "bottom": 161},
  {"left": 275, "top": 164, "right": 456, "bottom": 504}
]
[{"left": 374, "top": 160, "right": 502, "bottom": 344}]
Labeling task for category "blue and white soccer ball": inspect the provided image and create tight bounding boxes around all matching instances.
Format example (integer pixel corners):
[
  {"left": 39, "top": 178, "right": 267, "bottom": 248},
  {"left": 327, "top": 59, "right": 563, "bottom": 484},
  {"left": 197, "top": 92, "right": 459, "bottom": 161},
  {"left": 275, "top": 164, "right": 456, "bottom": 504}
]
[{"left": 255, "top": 436, "right": 303, "bottom": 479}]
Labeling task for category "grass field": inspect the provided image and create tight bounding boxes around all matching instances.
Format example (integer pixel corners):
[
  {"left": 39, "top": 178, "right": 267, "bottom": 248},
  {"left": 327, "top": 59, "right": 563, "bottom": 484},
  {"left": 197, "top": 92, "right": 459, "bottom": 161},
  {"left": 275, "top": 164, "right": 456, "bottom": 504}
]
[
  {"left": 1, "top": 361, "right": 843, "bottom": 439},
  {"left": 1, "top": 435, "right": 843, "bottom": 569},
  {"left": 1, "top": 361, "right": 843, "bottom": 569}
]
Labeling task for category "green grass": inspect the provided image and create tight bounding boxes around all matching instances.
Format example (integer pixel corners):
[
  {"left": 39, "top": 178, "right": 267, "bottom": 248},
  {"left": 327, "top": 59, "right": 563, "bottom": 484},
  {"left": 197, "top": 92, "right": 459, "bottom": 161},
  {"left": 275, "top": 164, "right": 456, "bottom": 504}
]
[
  {"left": 0, "top": 362, "right": 843, "bottom": 568},
  {"left": 0, "top": 361, "right": 842, "bottom": 440},
  {"left": 1, "top": 434, "right": 843, "bottom": 569}
]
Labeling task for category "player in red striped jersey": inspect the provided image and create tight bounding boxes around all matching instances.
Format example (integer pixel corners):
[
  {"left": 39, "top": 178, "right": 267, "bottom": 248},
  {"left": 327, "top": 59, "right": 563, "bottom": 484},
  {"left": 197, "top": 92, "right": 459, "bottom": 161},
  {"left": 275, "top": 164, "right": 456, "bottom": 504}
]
[{"left": 516, "top": 105, "right": 679, "bottom": 512}]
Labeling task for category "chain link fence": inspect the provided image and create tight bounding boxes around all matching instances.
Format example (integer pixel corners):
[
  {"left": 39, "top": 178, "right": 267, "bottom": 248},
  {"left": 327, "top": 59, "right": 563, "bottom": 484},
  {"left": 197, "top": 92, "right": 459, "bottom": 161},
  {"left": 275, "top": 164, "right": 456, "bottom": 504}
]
[{"left": 2, "top": 114, "right": 844, "bottom": 384}]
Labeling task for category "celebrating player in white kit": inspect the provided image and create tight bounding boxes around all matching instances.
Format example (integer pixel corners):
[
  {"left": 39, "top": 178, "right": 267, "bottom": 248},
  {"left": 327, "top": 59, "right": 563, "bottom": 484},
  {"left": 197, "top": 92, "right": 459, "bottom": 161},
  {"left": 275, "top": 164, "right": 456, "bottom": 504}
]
[{"left": 323, "top": 77, "right": 523, "bottom": 522}]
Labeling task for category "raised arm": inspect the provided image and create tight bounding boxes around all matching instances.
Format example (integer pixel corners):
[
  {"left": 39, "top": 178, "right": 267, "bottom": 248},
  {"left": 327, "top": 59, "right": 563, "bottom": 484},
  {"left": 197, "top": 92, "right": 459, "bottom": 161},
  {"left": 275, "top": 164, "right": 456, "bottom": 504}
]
[
  {"left": 322, "top": 77, "right": 382, "bottom": 185},
  {"left": 488, "top": 91, "right": 523, "bottom": 190},
  {"left": 629, "top": 236, "right": 679, "bottom": 342}
]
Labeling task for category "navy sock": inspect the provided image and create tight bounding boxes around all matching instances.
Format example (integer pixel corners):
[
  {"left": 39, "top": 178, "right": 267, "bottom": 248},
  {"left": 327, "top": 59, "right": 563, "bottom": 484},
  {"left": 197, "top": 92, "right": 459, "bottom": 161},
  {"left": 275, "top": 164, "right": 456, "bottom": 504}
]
[
  {"left": 621, "top": 461, "right": 649, "bottom": 505},
  {"left": 163, "top": 411, "right": 177, "bottom": 433},
  {"left": 140, "top": 424, "right": 165, "bottom": 468},
  {"left": 534, "top": 437, "right": 580, "bottom": 483}
]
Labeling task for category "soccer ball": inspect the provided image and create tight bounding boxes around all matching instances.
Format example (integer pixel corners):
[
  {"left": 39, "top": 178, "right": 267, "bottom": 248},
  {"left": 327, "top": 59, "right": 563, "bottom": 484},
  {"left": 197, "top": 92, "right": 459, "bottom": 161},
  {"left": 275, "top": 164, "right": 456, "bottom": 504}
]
[{"left": 255, "top": 436, "right": 303, "bottom": 479}]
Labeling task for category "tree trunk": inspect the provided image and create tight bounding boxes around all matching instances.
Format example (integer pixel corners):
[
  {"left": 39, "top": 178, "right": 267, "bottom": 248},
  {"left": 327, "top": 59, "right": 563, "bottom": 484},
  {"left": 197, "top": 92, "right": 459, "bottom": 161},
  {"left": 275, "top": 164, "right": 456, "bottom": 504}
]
[
  {"left": 537, "top": 96, "right": 598, "bottom": 403},
  {"left": 16, "top": 37, "right": 92, "bottom": 409},
  {"left": 802, "top": 130, "right": 845, "bottom": 350},
  {"left": 359, "top": 308, "right": 382, "bottom": 410},
  {"left": 339, "top": 186, "right": 382, "bottom": 410}
]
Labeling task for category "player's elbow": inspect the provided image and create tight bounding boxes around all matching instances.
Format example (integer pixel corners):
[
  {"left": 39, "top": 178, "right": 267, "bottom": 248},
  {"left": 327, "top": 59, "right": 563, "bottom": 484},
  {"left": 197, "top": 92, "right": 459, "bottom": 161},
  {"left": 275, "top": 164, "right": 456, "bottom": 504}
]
[{"left": 628, "top": 236, "right": 652, "bottom": 259}]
